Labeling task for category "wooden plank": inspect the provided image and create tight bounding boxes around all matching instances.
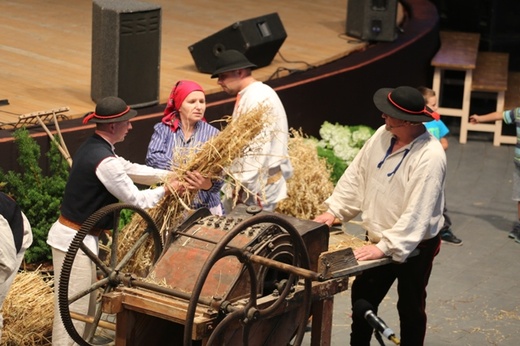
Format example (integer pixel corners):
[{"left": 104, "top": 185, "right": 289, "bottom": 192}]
[
  {"left": 471, "top": 52, "right": 509, "bottom": 92},
  {"left": 431, "top": 31, "right": 480, "bottom": 70},
  {"left": 318, "top": 247, "right": 359, "bottom": 279}
]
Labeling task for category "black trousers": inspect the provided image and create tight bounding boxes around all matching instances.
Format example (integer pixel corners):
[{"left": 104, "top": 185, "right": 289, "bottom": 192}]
[{"left": 350, "top": 235, "right": 441, "bottom": 346}]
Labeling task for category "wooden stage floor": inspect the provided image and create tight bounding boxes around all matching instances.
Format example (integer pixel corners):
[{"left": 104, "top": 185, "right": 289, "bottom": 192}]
[{"left": 0, "top": 0, "right": 403, "bottom": 128}]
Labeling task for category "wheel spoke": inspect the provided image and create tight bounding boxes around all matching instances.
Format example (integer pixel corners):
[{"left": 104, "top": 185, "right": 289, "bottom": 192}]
[
  {"left": 68, "top": 277, "right": 110, "bottom": 305},
  {"left": 110, "top": 211, "right": 120, "bottom": 268},
  {"left": 114, "top": 231, "right": 150, "bottom": 272},
  {"left": 84, "top": 285, "right": 114, "bottom": 342},
  {"left": 79, "top": 242, "right": 112, "bottom": 276}
]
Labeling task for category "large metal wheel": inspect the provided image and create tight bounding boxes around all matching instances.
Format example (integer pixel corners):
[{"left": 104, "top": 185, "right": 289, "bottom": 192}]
[
  {"left": 58, "top": 203, "right": 163, "bottom": 346},
  {"left": 183, "top": 213, "right": 313, "bottom": 346}
]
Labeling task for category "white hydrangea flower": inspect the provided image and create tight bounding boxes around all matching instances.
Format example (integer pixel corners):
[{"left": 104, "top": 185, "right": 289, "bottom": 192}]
[{"left": 318, "top": 122, "right": 374, "bottom": 166}]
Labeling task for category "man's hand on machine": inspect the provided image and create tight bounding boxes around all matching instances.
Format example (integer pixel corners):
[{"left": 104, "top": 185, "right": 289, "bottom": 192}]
[
  {"left": 354, "top": 245, "right": 385, "bottom": 261},
  {"left": 313, "top": 212, "right": 335, "bottom": 226}
]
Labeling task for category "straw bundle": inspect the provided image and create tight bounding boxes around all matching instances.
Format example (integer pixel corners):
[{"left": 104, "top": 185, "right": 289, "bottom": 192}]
[
  {"left": 115, "top": 103, "right": 271, "bottom": 274},
  {"left": 275, "top": 129, "right": 335, "bottom": 220},
  {"left": 1, "top": 270, "right": 53, "bottom": 346}
]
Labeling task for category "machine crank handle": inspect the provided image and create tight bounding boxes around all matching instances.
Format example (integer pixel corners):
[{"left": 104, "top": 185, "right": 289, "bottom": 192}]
[{"left": 246, "top": 253, "right": 324, "bottom": 281}]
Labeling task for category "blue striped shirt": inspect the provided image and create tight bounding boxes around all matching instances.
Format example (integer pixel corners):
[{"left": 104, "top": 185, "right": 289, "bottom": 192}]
[
  {"left": 146, "top": 120, "right": 223, "bottom": 210},
  {"left": 502, "top": 108, "right": 520, "bottom": 164}
]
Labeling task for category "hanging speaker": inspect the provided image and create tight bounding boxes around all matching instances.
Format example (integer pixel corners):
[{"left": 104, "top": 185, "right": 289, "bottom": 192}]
[
  {"left": 91, "top": 0, "right": 161, "bottom": 108},
  {"left": 346, "top": 0, "right": 398, "bottom": 42},
  {"left": 188, "top": 13, "right": 287, "bottom": 74}
]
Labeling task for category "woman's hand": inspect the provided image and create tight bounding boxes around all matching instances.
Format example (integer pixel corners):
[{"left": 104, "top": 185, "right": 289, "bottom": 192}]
[
  {"left": 164, "top": 176, "right": 186, "bottom": 196},
  {"left": 185, "top": 170, "right": 212, "bottom": 191}
]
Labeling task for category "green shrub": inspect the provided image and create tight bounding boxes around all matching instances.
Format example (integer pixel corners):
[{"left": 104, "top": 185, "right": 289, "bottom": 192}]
[
  {"left": 0, "top": 128, "right": 69, "bottom": 263},
  {"left": 316, "top": 146, "right": 348, "bottom": 185}
]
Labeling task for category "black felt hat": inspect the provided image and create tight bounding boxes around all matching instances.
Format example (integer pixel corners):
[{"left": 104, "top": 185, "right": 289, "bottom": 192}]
[
  {"left": 83, "top": 96, "right": 137, "bottom": 124},
  {"left": 211, "top": 50, "right": 257, "bottom": 78},
  {"left": 373, "top": 86, "right": 438, "bottom": 123}
]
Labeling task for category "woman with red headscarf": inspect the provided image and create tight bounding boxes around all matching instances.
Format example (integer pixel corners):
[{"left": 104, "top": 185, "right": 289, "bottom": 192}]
[{"left": 146, "top": 80, "right": 224, "bottom": 215}]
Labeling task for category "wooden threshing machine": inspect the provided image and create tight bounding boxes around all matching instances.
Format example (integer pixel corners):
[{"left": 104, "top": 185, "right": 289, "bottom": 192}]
[{"left": 58, "top": 203, "right": 389, "bottom": 345}]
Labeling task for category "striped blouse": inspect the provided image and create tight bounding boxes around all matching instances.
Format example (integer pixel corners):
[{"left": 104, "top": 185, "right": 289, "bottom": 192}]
[{"left": 146, "top": 120, "right": 223, "bottom": 210}]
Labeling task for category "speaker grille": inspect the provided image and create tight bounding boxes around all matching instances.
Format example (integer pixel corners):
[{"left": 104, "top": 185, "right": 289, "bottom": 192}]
[{"left": 120, "top": 12, "right": 160, "bottom": 35}]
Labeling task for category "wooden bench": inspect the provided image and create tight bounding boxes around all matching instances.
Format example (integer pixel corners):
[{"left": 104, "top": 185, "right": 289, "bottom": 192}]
[
  {"left": 466, "top": 51, "right": 510, "bottom": 146},
  {"left": 431, "top": 31, "right": 480, "bottom": 144}
]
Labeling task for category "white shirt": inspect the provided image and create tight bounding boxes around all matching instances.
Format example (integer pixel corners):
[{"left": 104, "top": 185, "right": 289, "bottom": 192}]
[
  {"left": 97, "top": 155, "right": 168, "bottom": 209},
  {"left": 47, "top": 154, "right": 170, "bottom": 254},
  {"left": 325, "top": 125, "right": 446, "bottom": 262},
  {"left": 0, "top": 213, "right": 32, "bottom": 284},
  {"left": 226, "top": 81, "right": 293, "bottom": 206}
]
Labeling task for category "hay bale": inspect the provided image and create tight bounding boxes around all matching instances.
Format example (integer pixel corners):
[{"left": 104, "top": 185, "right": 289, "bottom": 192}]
[
  {"left": 1, "top": 270, "right": 53, "bottom": 345},
  {"left": 275, "top": 129, "right": 335, "bottom": 220}
]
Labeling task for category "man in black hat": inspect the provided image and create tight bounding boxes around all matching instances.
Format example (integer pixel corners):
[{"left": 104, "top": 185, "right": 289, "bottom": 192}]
[
  {"left": 0, "top": 192, "right": 32, "bottom": 339},
  {"left": 47, "top": 96, "right": 183, "bottom": 344},
  {"left": 211, "top": 49, "right": 293, "bottom": 212},
  {"left": 315, "top": 86, "right": 446, "bottom": 345}
]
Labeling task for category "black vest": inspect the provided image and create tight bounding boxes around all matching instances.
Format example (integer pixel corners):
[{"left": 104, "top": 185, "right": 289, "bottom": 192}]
[
  {"left": 61, "top": 134, "right": 118, "bottom": 229},
  {"left": 0, "top": 192, "right": 23, "bottom": 253}
]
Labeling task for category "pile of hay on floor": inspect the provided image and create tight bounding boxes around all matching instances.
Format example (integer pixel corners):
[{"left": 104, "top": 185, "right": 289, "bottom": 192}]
[
  {"left": 1, "top": 270, "right": 53, "bottom": 346},
  {"left": 275, "top": 129, "right": 335, "bottom": 220}
]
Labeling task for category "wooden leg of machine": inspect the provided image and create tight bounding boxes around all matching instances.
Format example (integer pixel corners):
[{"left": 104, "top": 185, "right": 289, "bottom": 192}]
[
  {"left": 310, "top": 298, "right": 334, "bottom": 346},
  {"left": 114, "top": 310, "right": 130, "bottom": 346}
]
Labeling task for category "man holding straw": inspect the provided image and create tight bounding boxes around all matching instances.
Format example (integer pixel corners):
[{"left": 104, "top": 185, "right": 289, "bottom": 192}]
[
  {"left": 47, "top": 96, "right": 183, "bottom": 345},
  {"left": 212, "top": 50, "right": 293, "bottom": 212}
]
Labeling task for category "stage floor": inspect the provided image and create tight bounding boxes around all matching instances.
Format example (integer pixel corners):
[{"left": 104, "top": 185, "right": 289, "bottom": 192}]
[{"left": 0, "top": 0, "right": 406, "bottom": 127}]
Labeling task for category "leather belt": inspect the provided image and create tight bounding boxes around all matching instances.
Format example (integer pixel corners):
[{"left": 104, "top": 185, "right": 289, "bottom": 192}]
[
  {"left": 267, "top": 166, "right": 283, "bottom": 185},
  {"left": 58, "top": 214, "right": 105, "bottom": 237}
]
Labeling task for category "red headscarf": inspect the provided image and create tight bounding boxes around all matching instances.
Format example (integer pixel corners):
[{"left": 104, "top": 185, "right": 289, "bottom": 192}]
[{"left": 162, "top": 80, "right": 205, "bottom": 131}]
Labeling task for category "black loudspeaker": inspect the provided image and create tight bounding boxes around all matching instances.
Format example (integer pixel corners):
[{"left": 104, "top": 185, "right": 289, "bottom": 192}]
[
  {"left": 346, "top": 0, "right": 398, "bottom": 42},
  {"left": 91, "top": 0, "right": 161, "bottom": 108},
  {"left": 188, "top": 13, "right": 287, "bottom": 74}
]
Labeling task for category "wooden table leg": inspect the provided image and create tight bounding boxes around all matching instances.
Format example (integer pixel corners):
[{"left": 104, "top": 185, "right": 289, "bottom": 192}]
[
  {"left": 432, "top": 67, "right": 442, "bottom": 103},
  {"left": 459, "top": 69, "right": 473, "bottom": 144}
]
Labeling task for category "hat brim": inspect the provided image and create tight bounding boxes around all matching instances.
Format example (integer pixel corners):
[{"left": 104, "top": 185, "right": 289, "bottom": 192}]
[
  {"left": 373, "top": 88, "right": 434, "bottom": 122},
  {"left": 210, "top": 62, "right": 258, "bottom": 78},
  {"left": 88, "top": 109, "right": 138, "bottom": 123}
]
